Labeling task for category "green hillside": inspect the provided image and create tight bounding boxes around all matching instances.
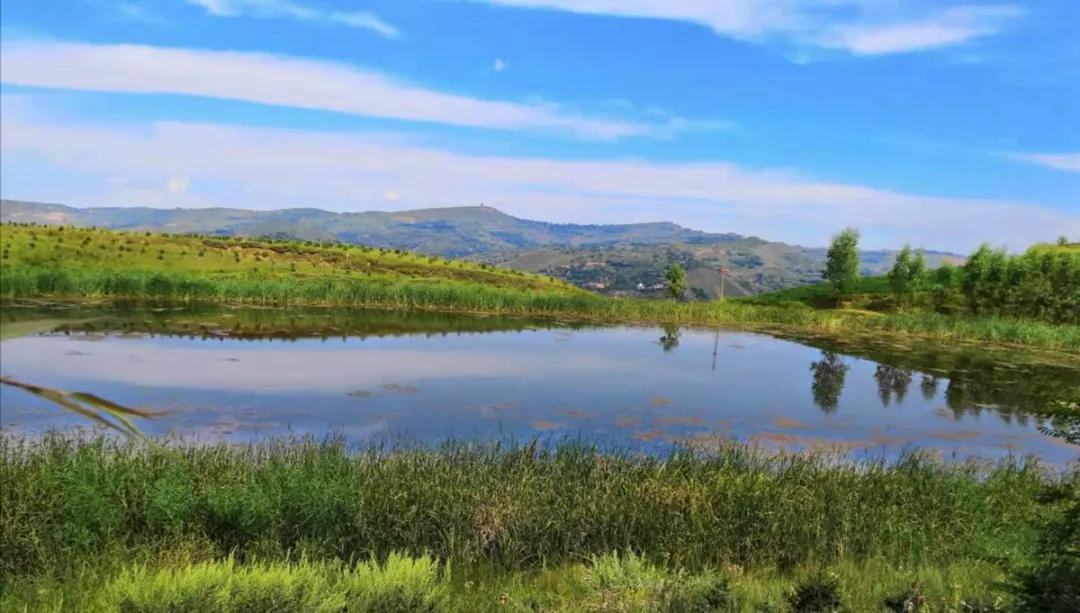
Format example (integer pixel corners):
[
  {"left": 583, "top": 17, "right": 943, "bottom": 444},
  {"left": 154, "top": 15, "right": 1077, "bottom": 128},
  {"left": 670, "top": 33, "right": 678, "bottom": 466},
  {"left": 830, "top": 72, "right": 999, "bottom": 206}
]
[
  {"left": 746, "top": 275, "right": 895, "bottom": 307},
  {"left": 0, "top": 223, "right": 577, "bottom": 294},
  {"left": 489, "top": 243, "right": 956, "bottom": 299},
  {"left": 4, "top": 223, "right": 1078, "bottom": 350}
]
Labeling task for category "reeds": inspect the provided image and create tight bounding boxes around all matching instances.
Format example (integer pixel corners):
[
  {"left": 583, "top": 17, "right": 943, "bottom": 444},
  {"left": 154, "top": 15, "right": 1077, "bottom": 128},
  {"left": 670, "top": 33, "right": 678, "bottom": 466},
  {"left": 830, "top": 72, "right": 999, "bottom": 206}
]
[
  {"left": 4, "top": 265, "right": 1078, "bottom": 350},
  {"left": 1, "top": 435, "right": 1065, "bottom": 584}
]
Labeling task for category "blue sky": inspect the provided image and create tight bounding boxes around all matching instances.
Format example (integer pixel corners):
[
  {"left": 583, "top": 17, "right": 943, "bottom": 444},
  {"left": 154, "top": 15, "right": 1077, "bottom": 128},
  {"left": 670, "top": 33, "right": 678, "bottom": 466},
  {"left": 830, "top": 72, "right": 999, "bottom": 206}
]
[{"left": 1, "top": 0, "right": 1077, "bottom": 250}]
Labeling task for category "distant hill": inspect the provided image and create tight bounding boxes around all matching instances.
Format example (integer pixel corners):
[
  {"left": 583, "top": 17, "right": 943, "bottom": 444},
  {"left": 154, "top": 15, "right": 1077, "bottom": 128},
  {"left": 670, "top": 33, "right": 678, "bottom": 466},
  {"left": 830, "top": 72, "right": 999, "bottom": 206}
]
[{"left": 0, "top": 199, "right": 962, "bottom": 296}]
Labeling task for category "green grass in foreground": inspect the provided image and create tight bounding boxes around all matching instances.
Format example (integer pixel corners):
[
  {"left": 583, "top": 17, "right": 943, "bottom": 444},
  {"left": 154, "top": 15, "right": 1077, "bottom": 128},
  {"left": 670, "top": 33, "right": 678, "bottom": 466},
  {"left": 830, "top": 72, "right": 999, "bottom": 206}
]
[
  {"left": 1, "top": 436, "right": 1076, "bottom": 611},
  {"left": 3, "top": 223, "right": 1080, "bottom": 351},
  {"left": 1, "top": 549, "right": 1018, "bottom": 612}
]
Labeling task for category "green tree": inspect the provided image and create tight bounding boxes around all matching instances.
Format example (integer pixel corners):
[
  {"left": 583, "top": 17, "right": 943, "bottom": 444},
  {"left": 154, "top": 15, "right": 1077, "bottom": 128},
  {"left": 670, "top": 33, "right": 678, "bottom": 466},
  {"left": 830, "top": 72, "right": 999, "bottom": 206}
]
[
  {"left": 664, "top": 264, "right": 687, "bottom": 300},
  {"left": 888, "top": 244, "right": 926, "bottom": 303},
  {"left": 933, "top": 262, "right": 957, "bottom": 288},
  {"left": 962, "top": 244, "right": 993, "bottom": 314},
  {"left": 888, "top": 244, "right": 913, "bottom": 296},
  {"left": 822, "top": 228, "right": 860, "bottom": 301}
]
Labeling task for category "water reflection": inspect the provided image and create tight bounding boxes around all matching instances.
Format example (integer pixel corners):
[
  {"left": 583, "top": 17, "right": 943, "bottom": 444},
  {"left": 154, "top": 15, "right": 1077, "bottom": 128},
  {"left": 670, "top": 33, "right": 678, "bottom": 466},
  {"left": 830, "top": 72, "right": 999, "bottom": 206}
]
[
  {"left": 2, "top": 305, "right": 1077, "bottom": 464},
  {"left": 874, "top": 365, "right": 913, "bottom": 407},
  {"left": 808, "top": 351, "right": 848, "bottom": 413},
  {"left": 920, "top": 375, "right": 940, "bottom": 401}
]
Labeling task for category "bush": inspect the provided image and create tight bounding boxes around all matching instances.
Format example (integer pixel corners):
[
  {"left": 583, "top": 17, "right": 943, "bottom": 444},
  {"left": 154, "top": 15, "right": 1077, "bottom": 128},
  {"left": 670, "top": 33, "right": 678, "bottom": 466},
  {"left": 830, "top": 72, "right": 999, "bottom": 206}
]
[
  {"left": 1010, "top": 482, "right": 1080, "bottom": 612},
  {"left": 789, "top": 573, "right": 842, "bottom": 612}
]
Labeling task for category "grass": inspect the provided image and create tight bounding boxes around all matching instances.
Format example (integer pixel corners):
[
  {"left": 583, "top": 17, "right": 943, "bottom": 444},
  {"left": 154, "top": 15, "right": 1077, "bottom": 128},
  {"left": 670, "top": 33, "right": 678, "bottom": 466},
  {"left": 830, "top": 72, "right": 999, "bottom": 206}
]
[
  {"left": 3, "top": 223, "right": 1080, "bottom": 351},
  {"left": 1, "top": 435, "right": 1074, "bottom": 611},
  {"left": 0, "top": 550, "right": 1018, "bottom": 612},
  {"left": 9, "top": 435, "right": 1048, "bottom": 575}
]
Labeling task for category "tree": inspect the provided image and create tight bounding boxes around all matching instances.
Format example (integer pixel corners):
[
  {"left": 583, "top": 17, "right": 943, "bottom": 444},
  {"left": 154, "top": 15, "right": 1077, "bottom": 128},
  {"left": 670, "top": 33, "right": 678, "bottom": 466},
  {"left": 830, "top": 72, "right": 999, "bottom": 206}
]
[
  {"left": 664, "top": 264, "right": 687, "bottom": 300},
  {"left": 822, "top": 228, "right": 860, "bottom": 301},
  {"left": 888, "top": 244, "right": 926, "bottom": 303},
  {"left": 933, "top": 262, "right": 957, "bottom": 288},
  {"left": 888, "top": 244, "right": 913, "bottom": 295}
]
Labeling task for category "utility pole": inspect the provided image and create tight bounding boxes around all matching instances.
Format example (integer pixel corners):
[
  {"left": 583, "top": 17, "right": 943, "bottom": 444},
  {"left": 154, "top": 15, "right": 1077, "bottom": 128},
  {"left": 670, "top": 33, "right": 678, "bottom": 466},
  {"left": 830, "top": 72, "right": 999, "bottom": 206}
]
[{"left": 719, "top": 251, "right": 729, "bottom": 302}]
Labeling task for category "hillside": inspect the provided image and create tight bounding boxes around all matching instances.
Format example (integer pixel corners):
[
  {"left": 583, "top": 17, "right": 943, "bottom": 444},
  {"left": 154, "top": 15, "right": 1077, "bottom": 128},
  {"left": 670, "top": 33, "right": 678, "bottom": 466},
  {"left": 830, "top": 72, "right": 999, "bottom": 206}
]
[
  {"left": 0, "top": 199, "right": 721, "bottom": 256},
  {"left": 0, "top": 223, "right": 576, "bottom": 295},
  {"left": 0, "top": 199, "right": 961, "bottom": 296},
  {"left": 487, "top": 243, "right": 959, "bottom": 299}
]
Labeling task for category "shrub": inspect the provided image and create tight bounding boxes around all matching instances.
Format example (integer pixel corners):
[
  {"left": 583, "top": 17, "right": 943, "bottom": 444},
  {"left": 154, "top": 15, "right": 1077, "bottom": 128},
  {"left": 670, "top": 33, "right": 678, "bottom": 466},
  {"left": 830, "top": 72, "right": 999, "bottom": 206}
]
[{"left": 789, "top": 573, "right": 842, "bottom": 612}]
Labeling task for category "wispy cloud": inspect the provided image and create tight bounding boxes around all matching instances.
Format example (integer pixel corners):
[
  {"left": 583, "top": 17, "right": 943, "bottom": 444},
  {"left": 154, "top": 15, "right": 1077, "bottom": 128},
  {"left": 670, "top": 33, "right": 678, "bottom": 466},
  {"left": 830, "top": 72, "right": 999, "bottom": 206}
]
[
  {"left": 0, "top": 41, "right": 668, "bottom": 140},
  {"left": 821, "top": 6, "right": 1022, "bottom": 55},
  {"left": 2, "top": 105, "right": 1073, "bottom": 251},
  {"left": 186, "top": 0, "right": 399, "bottom": 38},
  {"left": 475, "top": 1, "right": 1022, "bottom": 56},
  {"left": 1006, "top": 152, "right": 1080, "bottom": 174}
]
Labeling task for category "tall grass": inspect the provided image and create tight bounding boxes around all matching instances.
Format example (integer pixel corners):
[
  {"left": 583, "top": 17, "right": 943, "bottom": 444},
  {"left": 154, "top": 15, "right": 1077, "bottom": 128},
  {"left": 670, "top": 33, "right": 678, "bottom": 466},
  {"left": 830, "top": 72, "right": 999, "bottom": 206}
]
[
  {"left": 1, "top": 435, "right": 1064, "bottom": 584},
  {"left": 4, "top": 265, "right": 1079, "bottom": 350},
  {"left": 0, "top": 549, "right": 1017, "bottom": 612}
]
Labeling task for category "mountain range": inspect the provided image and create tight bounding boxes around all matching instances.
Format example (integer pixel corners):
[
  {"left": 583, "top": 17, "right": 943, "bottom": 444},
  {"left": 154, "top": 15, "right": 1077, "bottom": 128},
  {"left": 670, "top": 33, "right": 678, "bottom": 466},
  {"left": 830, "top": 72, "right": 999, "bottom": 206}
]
[{"left": 0, "top": 199, "right": 962, "bottom": 297}]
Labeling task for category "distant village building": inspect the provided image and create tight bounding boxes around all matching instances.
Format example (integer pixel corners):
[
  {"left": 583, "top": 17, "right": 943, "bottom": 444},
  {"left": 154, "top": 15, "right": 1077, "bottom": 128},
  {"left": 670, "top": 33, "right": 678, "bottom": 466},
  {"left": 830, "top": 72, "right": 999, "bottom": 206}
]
[{"left": 636, "top": 282, "right": 646, "bottom": 291}]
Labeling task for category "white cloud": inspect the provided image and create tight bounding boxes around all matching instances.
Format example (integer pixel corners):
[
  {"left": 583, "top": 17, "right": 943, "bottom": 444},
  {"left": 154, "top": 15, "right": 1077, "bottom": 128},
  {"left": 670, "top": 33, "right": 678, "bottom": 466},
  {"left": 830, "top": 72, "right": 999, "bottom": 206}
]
[
  {"left": 0, "top": 41, "right": 659, "bottom": 140},
  {"left": 1007, "top": 152, "right": 1080, "bottom": 174},
  {"left": 2, "top": 107, "right": 1074, "bottom": 251},
  {"left": 475, "top": 1, "right": 1021, "bottom": 56},
  {"left": 186, "top": 0, "right": 399, "bottom": 38},
  {"left": 493, "top": 58, "right": 509, "bottom": 72},
  {"left": 822, "top": 6, "right": 1022, "bottom": 55},
  {"left": 166, "top": 177, "right": 191, "bottom": 195}
]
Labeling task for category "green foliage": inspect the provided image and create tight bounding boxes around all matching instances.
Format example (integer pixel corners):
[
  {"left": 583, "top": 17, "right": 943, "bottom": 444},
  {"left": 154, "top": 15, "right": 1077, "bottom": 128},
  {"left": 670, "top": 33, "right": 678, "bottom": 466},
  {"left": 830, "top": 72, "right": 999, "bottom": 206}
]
[
  {"left": 99, "top": 553, "right": 448, "bottom": 612},
  {"left": 888, "top": 244, "right": 926, "bottom": 303},
  {"left": 935, "top": 262, "right": 960, "bottom": 288},
  {"left": 1010, "top": 477, "right": 1080, "bottom": 612},
  {"left": 664, "top": 263, "right": 687, "bottom": 300},
  {"left": 0, "top": 435, "right": 1060, "bottom": 588},
  {"left": 823, "top": 228, "right": 861, "bottom": 298},
  {"left": 961, "top": 243, "right": 1080, "bottom": 323},
  {"left": 789, "top": 573, "right": 843, "bottom": 612}
]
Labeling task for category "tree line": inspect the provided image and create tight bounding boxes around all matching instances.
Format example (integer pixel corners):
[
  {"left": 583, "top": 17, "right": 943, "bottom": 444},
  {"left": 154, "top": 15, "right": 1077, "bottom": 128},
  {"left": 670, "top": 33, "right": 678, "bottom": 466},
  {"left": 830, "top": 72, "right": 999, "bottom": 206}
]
[{"left": 824, "top": 229, "right": 1078, "bottom": 324}]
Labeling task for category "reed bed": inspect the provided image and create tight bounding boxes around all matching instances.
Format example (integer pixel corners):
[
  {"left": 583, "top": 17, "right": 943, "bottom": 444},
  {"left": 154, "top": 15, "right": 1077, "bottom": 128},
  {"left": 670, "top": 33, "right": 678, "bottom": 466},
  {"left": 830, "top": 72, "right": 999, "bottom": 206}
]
[
  {"left": 1, "top": 435, "right": 1066, "bottom": 582},
  {"left": 3, "top": 265, "right": 1079, "bottom": 350}
]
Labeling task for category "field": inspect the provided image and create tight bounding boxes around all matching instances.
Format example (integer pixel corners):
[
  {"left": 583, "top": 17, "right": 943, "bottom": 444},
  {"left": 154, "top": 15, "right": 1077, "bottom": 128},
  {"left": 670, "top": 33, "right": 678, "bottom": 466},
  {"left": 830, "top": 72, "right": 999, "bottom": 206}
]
[
  {"left": 3, "top": 223, "right": 1079, "bottom": 352},
  {"left": 1, "top": 435, "right": 1076, "bottom": 611}
]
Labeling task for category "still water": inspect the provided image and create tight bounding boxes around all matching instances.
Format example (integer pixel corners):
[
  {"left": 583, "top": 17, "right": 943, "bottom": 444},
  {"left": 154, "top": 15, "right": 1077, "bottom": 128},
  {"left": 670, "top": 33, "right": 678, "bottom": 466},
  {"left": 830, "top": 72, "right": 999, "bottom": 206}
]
[{"left": 1, "top": 306, "right": 1077, "bottom": 464}]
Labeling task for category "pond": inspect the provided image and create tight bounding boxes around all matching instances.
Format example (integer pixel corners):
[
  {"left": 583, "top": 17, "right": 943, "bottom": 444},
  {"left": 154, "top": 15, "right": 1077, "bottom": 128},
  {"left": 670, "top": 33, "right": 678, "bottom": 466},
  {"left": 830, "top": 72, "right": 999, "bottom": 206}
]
[{"left": 2, "top": 305, "right": 1078, "bottom": 464}]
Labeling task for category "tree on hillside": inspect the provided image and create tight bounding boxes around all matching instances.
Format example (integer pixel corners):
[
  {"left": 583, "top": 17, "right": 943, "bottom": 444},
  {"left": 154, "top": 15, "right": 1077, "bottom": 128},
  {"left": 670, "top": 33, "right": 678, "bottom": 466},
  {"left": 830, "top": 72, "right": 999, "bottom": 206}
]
[
  {"left": 664, "top": 264, "right": 687, "bottom": 300},
  {"left": 888, "top": 244, "right": 926, "bottom": 304},
  {"left": 822, "top": 228, "right": 860, "bottom": 302}
]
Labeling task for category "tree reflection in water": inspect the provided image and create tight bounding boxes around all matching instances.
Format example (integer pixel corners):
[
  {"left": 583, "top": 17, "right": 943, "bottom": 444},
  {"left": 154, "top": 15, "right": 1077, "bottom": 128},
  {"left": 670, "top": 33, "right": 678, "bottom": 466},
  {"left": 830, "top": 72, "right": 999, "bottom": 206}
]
[
  {"left": 874, "top": 365, "right": 913, "bottom": 407},
  {"left": 809, "top": 351, "right": 849, "bottom": 413},
  {"left": 920, "top": 375, "right": 940, "bottom": 401}
]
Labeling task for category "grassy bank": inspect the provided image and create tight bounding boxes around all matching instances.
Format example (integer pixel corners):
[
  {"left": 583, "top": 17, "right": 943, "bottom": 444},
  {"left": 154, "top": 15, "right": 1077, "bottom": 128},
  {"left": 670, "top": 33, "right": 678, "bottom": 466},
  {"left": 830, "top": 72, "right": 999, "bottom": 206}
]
[
  {"left": 3, "top": 224, "right": 1079, "bottom": 351},
  {"left": 2, "top": 436, "right": 1075, "bottom": 611},
  {"left": 4, "top": 265, "right": 1079, "bottom": 351}
]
